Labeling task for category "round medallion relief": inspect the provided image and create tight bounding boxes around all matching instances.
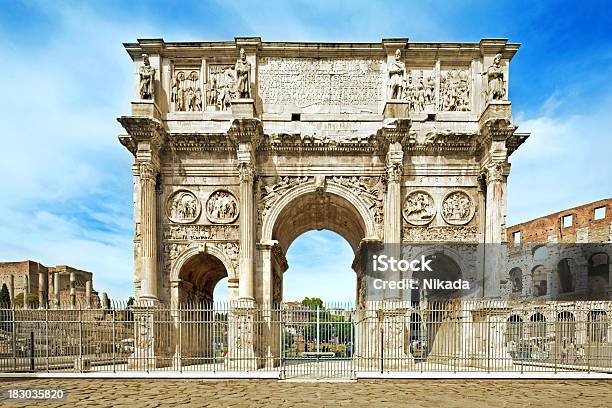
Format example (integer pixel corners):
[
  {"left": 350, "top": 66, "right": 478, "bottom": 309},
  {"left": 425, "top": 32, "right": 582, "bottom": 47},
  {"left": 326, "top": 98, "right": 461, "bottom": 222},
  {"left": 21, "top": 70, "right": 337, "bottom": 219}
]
[
  {"left": 441, "top": 190, "right": 475, "bottom": 225},
  {"left": 403, "top": 190, "right": 436, "bottom": 225},
  {"left": 206, "top": 190, "right": 239, "bottom": 224},
  {"left": 166, "top": 190, "right": 201, "bottom": 224}
]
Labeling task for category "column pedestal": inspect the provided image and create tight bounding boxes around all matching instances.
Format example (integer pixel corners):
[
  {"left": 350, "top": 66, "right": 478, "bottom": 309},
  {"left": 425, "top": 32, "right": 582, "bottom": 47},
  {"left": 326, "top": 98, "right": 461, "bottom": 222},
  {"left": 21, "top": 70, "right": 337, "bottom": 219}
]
[
  {"left": 127, "top": 301, "right": 170, "bottom": 370},
  {"left": 226, "top": 300, "right": 259, "bottom": 370}
]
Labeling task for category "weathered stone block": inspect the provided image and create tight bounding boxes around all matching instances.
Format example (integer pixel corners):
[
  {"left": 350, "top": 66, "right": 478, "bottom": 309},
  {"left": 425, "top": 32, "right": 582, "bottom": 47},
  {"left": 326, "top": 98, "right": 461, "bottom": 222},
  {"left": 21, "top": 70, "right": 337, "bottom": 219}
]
[{"left": 231, "top": 98, "right": 256, "bottom": 119}]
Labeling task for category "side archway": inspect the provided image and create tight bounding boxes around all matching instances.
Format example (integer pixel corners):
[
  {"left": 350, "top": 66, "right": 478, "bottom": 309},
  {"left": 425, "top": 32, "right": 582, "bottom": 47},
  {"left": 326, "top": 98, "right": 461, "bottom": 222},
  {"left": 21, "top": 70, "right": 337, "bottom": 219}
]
[{"left": 170, "top": 244, "right": 238, "bottom": 305}]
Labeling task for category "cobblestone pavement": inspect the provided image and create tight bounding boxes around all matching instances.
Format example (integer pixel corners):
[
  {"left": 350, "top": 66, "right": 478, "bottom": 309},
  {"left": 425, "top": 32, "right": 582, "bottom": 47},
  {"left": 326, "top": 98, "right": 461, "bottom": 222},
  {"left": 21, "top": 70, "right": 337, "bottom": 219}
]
[{"left": 1, "top": 378, "right": 611, "bottom": 407}]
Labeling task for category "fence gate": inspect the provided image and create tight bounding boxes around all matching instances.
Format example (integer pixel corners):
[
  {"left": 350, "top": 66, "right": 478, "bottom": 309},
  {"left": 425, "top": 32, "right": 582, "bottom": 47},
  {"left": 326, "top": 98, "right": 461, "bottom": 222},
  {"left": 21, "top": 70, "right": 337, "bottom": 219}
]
[{"left": 280, "top": 305, "right": 355, "bottom": 379}]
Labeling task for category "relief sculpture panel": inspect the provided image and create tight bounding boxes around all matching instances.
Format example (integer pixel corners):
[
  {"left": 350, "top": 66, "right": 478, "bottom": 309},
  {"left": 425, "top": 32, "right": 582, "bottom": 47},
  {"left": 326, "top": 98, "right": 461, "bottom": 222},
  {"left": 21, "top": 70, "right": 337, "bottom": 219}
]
[
  {"left": 206, "top": 190, "right": 239, "bottom": 224},
  {"left": 403, "top": 190, "right": 435, "bottom": 226},
  {"left": 171, "top": 68, "right": 202, "bottom": 112},
  {"left": 166, "top": 190, "right": 201, "bottom": 224},
  {"left": 441, "top": 190, "right": 475, "bottom": 225}
]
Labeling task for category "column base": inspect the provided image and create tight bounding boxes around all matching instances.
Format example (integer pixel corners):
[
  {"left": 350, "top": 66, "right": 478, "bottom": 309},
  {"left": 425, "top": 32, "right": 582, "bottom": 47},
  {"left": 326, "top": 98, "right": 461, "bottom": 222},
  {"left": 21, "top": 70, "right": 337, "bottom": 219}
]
[
  {"left": 131, "top": 100, "right": 161, "bottom": 119},
  {"left": 231, "top": 98, "right": 256, "bottom": 119},
  {"left": 383, "top": 100, "right": 411, "bottom": 119}
]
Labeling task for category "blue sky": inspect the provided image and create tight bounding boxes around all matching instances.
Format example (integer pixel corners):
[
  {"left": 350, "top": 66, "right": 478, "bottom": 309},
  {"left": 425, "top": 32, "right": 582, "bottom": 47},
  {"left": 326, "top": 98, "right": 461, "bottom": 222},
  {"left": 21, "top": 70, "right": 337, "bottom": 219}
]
[{"left": 0, "top": 1, "right": 611, "bottom": 301}]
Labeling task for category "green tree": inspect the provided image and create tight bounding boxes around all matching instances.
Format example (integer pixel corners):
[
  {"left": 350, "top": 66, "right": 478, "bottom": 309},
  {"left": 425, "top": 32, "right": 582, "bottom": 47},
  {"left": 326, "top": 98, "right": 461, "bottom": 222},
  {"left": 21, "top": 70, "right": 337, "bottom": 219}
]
[
  {"left": 0, "top": 284, "right": 11, "bottom": 332},
  {"left": 301, "top": 297, "right": 323, "bottom": 310},
  {"left": 13, "top": 293, "right": 38, "bottom": 308},
  {"left": 125, "top": 296, "right": 136, "bottom": 321},
  {"left": 0, "top": 284, "right": 10, "bottom": 306}
]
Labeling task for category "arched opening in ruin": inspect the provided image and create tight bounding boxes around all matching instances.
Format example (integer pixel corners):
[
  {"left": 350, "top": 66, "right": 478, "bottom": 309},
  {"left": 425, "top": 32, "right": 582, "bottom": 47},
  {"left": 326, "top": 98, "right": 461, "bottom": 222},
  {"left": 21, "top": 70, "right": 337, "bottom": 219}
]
[
  {"left": 588, "top": 253, "right": 610, "bottom": 294},
  {"left": 283, "top": 230, "right": 356, "bottom": 302},
  {"left": 173, "top": 252, "right": 231, "bottom": 367},
  {"left": 556, "top": 311, "right": 576, "bottom": 342},
  {"left": 557, "top": 259, "right": 575, "bottom": 294},
  {"left": 528, "top": 312, "right": 547, "bottom": 338},
  {"left": 509, "top": 267, "right": 523, "bottom": 294},
  {"left": 588, "top": 310, "right": 608, "bottom": 343},
  {"left": 531, "top": 265, "right": 547, "bottom": 297},
  {"left": 506, "top": 315, "right": 523, "bottom": 344}
]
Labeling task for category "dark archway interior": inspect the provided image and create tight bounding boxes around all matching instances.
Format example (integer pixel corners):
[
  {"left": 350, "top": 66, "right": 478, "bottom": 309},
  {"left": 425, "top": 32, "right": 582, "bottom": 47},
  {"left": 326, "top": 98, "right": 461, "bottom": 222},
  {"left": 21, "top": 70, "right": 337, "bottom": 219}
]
[
  {"left": 412, "top": 253, "right": 462, "bottom": 301},
  {"left": 179, "top": 252, "right": 228, "bottom": 303},
  {"left": 588, "top": 253, "right": 609, "bottom": 293}
]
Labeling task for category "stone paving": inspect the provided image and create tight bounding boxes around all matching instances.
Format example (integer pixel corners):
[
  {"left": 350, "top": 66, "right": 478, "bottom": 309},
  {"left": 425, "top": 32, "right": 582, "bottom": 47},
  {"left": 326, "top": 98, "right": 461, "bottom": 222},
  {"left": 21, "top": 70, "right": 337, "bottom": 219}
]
[{"left": 1, "top": 378, "right": 611, "bottom": 407}]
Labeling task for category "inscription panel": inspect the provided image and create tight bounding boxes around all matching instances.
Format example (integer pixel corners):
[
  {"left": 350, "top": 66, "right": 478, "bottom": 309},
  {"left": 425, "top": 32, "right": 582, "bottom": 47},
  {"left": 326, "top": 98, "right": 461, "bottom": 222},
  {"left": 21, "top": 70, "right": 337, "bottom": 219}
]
[{"left": 258, "top": 57, "right": 383, "bottom": 113}]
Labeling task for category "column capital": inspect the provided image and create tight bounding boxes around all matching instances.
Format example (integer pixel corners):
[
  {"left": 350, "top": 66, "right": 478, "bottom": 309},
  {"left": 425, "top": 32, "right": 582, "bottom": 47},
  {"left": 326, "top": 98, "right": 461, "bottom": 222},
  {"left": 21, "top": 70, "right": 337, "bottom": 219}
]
[
  {"left": 485, "top": 160, "right": 507, "bottom": 183},
  {"left": 385, "top": 151, "right": 404, "bottom": 183},
  {"left": 138, "top": 160, "right": 159, "bottom": 181},
  {"left": 237, "top": 161, "right": 256, "bottom": 183}
]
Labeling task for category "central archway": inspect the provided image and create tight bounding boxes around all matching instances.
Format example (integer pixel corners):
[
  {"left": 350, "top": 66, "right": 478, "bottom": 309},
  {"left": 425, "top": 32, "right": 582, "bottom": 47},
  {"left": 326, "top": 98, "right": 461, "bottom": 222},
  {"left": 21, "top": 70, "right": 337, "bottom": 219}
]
[{"left": 259, "top": 180, "right": 378, "bottom": 305}]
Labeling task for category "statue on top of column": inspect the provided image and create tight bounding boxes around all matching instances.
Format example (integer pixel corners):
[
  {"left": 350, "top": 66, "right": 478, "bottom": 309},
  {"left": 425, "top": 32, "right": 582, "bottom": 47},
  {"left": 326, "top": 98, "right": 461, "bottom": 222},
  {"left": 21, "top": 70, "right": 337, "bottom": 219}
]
[
  {"left": 234, "top": 48, "right": 251, "bottom": 99},
  {"left": 139, "top": 54, "right": 156, "bottom": 100},
  {"left": 387, "top": 49, "right": 406, "bottom": 100},
  {"left": 485, "top": 53, "right": 506, "bottom": 101}
]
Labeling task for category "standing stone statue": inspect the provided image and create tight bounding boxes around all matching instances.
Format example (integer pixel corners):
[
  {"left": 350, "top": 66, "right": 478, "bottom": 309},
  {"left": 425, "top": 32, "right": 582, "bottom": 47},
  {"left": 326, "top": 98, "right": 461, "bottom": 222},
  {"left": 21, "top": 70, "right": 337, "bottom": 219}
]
[
  {"left": 388, "top": 49, "right": 406, "bottom": 100},
  {"left": 234, "top": 48, "right": 251, "bottom": 99},
  {"left": 139, "top": 54, "right": 156, "bottom": 100},
  {"left": 485, "top": 53, "right": 506, "bottom": 101}
]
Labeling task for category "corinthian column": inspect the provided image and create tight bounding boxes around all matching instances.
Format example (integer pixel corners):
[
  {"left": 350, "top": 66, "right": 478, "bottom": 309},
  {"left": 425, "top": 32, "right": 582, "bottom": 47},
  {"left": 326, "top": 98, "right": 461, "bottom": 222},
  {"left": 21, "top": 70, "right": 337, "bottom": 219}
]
[
  {"left": 484, "top": 160, "right": 507, "bottom": 298},
  {"left": 138, "top": 161, "right": 159, "bottom": 301},
  {"left": 484, "top": 161, "right": 506, "bottom": 245},
  {"left": 237, "top": 151, "right": 256, "bottom": 301},
  {"left": 384, "top": 142, "right": 404, "bottom": 301}
]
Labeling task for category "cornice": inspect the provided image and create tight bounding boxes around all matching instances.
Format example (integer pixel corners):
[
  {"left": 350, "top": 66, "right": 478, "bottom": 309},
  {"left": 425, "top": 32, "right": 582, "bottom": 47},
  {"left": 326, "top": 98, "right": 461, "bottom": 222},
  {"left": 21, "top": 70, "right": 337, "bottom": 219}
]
[{"left": 117, "top": 116, "right": 167, "bottom": 156}]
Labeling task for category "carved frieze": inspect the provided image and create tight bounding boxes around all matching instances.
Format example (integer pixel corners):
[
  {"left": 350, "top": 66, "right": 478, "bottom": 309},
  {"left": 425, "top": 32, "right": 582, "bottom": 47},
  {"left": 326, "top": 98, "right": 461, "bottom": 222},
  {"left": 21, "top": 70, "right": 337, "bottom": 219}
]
[
  {"left": 331, "top": 176, "right": 385, "bottom": 226},
  {"left": 166, "top": 190, "right": 201, "bottom": 224},
  {"left": 441, "top": 190, "right": 475, "bottom": 225},
  {"left": 440, "top": 69, "right": 471, "bottom": 111},
  {"left": 171, "top": 68, "right": 202, "bottom": 112},
  {"left": 163, "top": 241, "right": 239, "bottom": 276},
  {"left": 258, "top": 57, "right": 382, "bottom": 110},
  {"left": 404, "top": 69, "right": 436, "bottom": 112},
  {"left": 206, "top": 190, "right": 239, "bottom": 224},
  {"left": 163, "top": 224, "right": 239, "bottom": 241},
  {"left": 258, "top": 176, "right": 310, "bottom": 222},
  {"left": 207, "top": 64, "right": 235, "bottom": 111},
  {"left": 402, "top": 190, "right": 435, "bottom": 226},
  {"left": 402, "top": 225, "right": 478, "bottom": 242}
]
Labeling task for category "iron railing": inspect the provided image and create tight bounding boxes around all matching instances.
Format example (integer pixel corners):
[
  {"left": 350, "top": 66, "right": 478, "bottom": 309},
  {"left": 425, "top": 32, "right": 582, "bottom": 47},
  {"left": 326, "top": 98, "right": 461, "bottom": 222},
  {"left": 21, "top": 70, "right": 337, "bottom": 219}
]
[{"left": 0, "top": 300, "right": 610, "bottom": 377}]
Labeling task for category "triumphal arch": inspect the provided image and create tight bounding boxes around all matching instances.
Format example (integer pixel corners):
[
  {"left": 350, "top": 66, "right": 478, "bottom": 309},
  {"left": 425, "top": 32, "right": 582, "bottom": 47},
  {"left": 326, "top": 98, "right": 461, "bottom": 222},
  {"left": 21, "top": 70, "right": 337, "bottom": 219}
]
[{"left": 118, "top": 37, "right": 527, "bottom": 368}]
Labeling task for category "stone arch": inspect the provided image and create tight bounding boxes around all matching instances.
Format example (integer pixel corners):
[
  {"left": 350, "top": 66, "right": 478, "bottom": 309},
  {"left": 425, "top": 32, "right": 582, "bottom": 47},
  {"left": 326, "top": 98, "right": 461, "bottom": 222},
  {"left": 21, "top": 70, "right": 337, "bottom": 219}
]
[
  {"left": 261, "top": 180, "right": 379, "bottom": 253},
  {"left": 170, "top": 243, "right": 238, "bottom": 304},
  {"left": 588, "top": 252, "right": 610, "bottom": 294},
  {"left": 557, "top": 258, "right": 575, "bottom": 294},
  {"left": 509, "top": 267, "right": 523, "bottom": 294},
  {"left": 531, "top": 265, "right": 547, "bottom": 297},
  {"left": 506, "top": 314, "right": 523, "bottom": 343},
  {"left": 410, "top": 249, "right": 464, "bottom": 301},
  {"left": 556, "top": 311, "right": 576, "bottom": 341},
  {"left": 528, "top": 312, "right": 547, "bottom": 338}
]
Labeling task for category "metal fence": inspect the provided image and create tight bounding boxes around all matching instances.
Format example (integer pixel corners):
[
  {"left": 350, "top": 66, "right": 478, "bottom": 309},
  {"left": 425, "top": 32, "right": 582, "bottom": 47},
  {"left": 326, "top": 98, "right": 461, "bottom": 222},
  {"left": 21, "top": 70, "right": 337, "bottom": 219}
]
[{"left": 0, "top": 300, "right": 610, "bottom": 377}]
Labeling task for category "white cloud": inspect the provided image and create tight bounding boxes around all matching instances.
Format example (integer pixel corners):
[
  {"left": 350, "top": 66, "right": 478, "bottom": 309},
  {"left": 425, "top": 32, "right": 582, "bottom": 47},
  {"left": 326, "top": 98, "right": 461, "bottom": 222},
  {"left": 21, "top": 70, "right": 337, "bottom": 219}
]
[{"left": 507, "top": 95, "right": 612, "bottom": 225}]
